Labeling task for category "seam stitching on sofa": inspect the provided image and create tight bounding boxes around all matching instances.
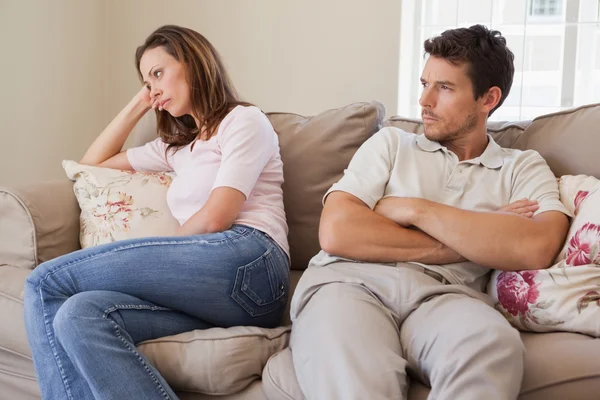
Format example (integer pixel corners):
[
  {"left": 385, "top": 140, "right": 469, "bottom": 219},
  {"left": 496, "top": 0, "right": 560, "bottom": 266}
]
[
  {"left": 265, "top": 353, "right": 297, "bottom": 400},
  {"left": 265, "top": 102, "right": 369, "bottom": 119},
  {"left": 0, "top": 290, "right": 23, "bottom": 304},
  {"left": 507, "top": 130, "right": 527, "bottom": 148},
  {"left": 0, "top": 189, "right": 39, "bottom": 266},
  {"left": 520, "top": 373, "right": 600, "bottom": 395},
  {"left": 529, "top": 102, "right": 600, "bottom": 123},
  {"left": 0, "top": 344, "right": 32, "bottom": 360},
  {"left": 512, "top": 103, "right": 600, "bottom": 149},
  {"left": 138, "top": 328, "right": 291, "bottom": 345},
  {"left": 0, "top": 366, "right": 37, "bottom": 381}
]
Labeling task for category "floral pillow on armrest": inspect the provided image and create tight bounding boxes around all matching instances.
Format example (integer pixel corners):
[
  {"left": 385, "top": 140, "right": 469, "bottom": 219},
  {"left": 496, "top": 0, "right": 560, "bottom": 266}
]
[
  {"left": 487, "top": 175, "right": 600, "bottom": 337},
  {"left": 63, "top": 160, "right": 180, "bottom": 248}
]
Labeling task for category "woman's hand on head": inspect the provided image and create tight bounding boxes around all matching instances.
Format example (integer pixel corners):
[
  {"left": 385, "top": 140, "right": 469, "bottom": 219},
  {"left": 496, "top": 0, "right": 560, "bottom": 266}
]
[
  {"left": 133, "top": 86, "right": 156, "bottom": 111},
  {"left": 134, "top": 86, "right": 167, "bottom": 112}
]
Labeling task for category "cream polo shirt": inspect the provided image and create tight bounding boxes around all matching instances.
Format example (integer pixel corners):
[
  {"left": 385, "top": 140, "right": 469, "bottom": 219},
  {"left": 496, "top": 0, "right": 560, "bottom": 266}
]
[{"left": 311, "top": 127, "right": 570, "bottom": 291}]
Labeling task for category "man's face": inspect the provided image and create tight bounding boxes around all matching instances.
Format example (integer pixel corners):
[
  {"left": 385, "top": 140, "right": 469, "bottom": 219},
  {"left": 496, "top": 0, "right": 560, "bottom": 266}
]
[{"left": 419, "top": 56, "right": 484, "bottom": 142}]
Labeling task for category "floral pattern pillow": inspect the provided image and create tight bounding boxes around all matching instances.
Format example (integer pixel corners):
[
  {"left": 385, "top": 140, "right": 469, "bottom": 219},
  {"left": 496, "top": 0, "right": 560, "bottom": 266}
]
[
  {"left": 487, "top": 175, "right": 600, "bottom": 337},
  {"left": 63, "top": 160, "right": 180, "bottom": 248}
]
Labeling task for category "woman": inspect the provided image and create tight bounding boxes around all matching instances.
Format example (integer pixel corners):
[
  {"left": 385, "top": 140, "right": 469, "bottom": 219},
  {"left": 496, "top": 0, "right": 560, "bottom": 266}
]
[{"left": 24, "top": 25, "right": 289, "bottom": 400}]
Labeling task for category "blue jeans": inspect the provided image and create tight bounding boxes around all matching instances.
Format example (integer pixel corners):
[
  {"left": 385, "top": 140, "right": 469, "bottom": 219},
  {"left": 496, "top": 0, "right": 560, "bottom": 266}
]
[{"left": 24, "top": 225, "right": 289, "bottom": 400}]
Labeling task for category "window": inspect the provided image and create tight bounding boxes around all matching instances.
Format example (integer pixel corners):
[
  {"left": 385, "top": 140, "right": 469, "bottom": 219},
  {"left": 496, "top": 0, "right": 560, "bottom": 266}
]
[
  {"left": 398, "top": 0, "right": 600, "bottom": 121},
  {"left": 530, "top": 0, "right": 563, "bottom": 16}
]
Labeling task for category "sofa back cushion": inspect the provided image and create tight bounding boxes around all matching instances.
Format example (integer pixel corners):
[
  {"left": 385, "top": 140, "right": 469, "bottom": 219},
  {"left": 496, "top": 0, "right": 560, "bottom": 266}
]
[
  {"left": 267, "top": 102, "right": 385, "bottom": 270},
  {"left": 512, "top": 103, "right": 600, "bottom": 177}
]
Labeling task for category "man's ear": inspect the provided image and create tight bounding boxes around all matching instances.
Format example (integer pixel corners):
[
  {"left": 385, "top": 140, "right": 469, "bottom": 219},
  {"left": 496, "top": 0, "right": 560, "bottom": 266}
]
[{"left": 481, "top": 86, "right": 502, "bottom": 114}]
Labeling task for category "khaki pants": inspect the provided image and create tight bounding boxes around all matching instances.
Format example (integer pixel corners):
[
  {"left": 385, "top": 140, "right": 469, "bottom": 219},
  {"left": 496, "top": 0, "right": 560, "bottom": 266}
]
[{"left": 289, "top": 262, "right": 525, "bottom": 400}]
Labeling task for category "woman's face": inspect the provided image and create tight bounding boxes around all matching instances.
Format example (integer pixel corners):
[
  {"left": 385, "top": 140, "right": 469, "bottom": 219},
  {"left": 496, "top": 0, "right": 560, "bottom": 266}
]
[{"left": 139, "top": 46, "right": 192, "bottom": 117}]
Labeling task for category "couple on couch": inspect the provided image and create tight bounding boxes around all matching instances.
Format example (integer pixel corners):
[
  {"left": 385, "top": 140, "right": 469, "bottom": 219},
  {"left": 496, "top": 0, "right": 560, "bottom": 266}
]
[{"left": 23, "top": 23, "right": 570, "bottom": 400}]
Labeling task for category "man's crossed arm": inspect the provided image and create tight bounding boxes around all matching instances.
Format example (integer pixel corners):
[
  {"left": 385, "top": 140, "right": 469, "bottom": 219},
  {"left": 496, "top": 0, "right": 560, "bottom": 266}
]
[{"left": 319, "top": 192, "right": 569, "bottom": 271}]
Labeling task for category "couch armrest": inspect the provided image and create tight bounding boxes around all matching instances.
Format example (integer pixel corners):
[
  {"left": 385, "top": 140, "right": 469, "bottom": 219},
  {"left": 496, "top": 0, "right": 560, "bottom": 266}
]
[{"left": 0, "top": 180, "right": 80, "bottom": 270}]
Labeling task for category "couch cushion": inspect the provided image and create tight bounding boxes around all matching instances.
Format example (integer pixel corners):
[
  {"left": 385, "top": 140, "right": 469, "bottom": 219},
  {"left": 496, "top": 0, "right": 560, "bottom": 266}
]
[
  {"left": 177, "top": 379, "right": 266, "bottom": 400},
  {"left": 0, "top": 180, "right": 80, "bottom": 269},
  {"left": 267, "top": 101, "right": 385, "bottom": 270},
  {"left": 62, "top": 160, "right": 179, "bottom": 248},
  {"left": 0, "top": 265, "right": 40, "bottom": 400},
  {"left": 137, "top": 325, "right": 290, "bottom": 396},
  {"left": 513, "top": 103, "right": 600, "bottom": 178},
  {"left": 262, "top": 347, "right": 304, "bottom": 400},
  {"left": 0, "top": 266, "right": 35, "bottom": 368},
  {"left": 383, "top": 116, "right": 530, "bottom": 149},
  {"left": 519, "top": 332, "right": 600, "bottom": 400},
  {"left": 262, "top": 332, "right": 600, "bottom": 400}
]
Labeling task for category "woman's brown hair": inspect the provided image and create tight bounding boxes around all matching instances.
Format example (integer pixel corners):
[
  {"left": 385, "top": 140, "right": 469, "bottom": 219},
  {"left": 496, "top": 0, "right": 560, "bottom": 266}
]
[{"left": 135, "top": 25, "right": 252, "bottom": 150}]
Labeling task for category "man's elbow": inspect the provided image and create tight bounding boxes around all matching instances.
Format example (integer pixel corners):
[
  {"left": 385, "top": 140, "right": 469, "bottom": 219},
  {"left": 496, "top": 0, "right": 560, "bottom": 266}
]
[
  {"left": 524, "top": 252, "right": 554, "bottom": 271},
  {"left": 521, "top": 214, "right": 569, "bottom": 270},
  {"left": 522, "top": 240, "right": 562, "bottom": 270},
  {"left": 319, "top": 215, "right": 353, "bottom": 256},
  {"left": 319, "top": 218, "right": 340, "bottom": 255}
]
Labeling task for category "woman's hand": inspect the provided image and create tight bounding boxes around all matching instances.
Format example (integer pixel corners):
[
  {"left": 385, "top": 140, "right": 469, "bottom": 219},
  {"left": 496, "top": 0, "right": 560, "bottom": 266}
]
[
  {"left": 80, "top": 87, "right": 156, "bottom": 167},
  {"left": 133, "top": 86, "right": 167, "bottom": 111},
  {"left": 132, "top": 86, "right": 154, "bottom": 111}
]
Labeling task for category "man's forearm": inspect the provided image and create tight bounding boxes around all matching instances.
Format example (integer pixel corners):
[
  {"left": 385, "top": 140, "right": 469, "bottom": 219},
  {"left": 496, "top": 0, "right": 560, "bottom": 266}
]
[
  {"left": 320, "top": 196, "right": 465, "bottom": 264},
  {"left": 410, "top": 200, "right": 565, "bottom": 270}
]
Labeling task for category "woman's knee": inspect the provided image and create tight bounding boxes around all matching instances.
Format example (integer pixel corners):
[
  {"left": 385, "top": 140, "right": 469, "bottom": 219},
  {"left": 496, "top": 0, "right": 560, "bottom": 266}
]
[{"left": 53, "top": 292, "right": 108, "bottom": 343}]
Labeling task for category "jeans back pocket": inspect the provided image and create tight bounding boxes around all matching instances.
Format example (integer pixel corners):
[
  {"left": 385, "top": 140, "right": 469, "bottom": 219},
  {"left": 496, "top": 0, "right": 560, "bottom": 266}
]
[{"left": 231, "top": 249, "right": 288, "bottom": 317}]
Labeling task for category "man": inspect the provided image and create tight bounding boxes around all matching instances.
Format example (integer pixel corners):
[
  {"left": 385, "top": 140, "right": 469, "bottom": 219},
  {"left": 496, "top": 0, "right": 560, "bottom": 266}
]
[{"left": 289, "top": 25, "right": 570, "bottom": 400}]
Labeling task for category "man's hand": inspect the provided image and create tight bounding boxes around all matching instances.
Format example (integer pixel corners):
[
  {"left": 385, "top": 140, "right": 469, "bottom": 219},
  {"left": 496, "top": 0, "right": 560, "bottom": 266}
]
[
  {"left": 498, "top": 199, "right": 539, "bottom": 218},
  {"left": 374, "top": 197, "right": 540, "bottom": 226},
  {"left": 374, "top": 197, "right": 420, "bottom": 227}
]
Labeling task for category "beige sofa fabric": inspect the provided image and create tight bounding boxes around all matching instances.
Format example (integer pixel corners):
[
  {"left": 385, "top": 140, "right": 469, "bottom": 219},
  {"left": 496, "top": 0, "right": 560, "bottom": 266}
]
[
  {"left": 519, "top": 332, "right": 600, "bottom": 400},
  {"left": 0, "top": 266, "right": 33, "bottom": 359},
  {"left": 138, "top": 326, "right": 291, "bottom": 395},
  {"left": 513, "top": 103, "right": 600, "bottom": 178},
  {"left": 0, "top": 180, "right": 80, "bottom": 270},
  {"left": 0, "top": 266, "right": 40, "bottom": 399},
  {"left": 178, "top": 380, "right": 266, "bottom": 400},
  {"left": 262, "top": 347, "right": 304, "bottom": 400},
  {"left": 267, "top": 101, "right": 386, "bottom": 271}
]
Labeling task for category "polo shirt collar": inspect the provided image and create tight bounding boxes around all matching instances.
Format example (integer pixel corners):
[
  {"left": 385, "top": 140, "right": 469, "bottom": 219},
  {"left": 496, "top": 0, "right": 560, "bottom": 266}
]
[{"left": 416, "top": 133, "right": 504, "bottom": 169}]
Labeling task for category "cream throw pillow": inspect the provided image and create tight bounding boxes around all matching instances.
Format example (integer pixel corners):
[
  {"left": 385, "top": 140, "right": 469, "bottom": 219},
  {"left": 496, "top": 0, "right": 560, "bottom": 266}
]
[
  {"left": 137, "top": 325, "right": 291, "bottom": 395},
  {"left": 487, "top": 175, "right": 600, "bottom": 337},
  {"left": 62, "top": 160, "right": 179, "bottom": 248}
]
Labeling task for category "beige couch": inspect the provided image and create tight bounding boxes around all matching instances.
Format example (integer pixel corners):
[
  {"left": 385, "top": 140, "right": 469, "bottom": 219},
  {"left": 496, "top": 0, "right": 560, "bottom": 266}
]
[{"left": 2, "top": 102, "right": 600, "bottom": 400}]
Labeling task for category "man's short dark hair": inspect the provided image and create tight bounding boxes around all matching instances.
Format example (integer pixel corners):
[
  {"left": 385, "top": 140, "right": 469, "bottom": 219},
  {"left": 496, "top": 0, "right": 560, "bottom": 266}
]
[{"left": 424, "top": 24, "right": 515, "bottom": 116}]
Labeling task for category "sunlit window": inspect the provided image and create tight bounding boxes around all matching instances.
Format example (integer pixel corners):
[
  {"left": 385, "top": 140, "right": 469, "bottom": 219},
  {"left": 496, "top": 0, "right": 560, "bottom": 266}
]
[{"left": 398, "top": 0, "right": 600, "bottom": 121}]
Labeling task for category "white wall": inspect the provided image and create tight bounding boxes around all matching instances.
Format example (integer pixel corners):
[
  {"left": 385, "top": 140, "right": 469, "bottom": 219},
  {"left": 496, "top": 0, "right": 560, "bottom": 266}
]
[
  {"left": 0, "top": 0, "right": 402, "bottom": 186},
  {"left": 0, "top": 0, "right": 108, "bottom": 186},
  {"left": 106, "top": 0, "right": 402, "bottom": 117}
]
